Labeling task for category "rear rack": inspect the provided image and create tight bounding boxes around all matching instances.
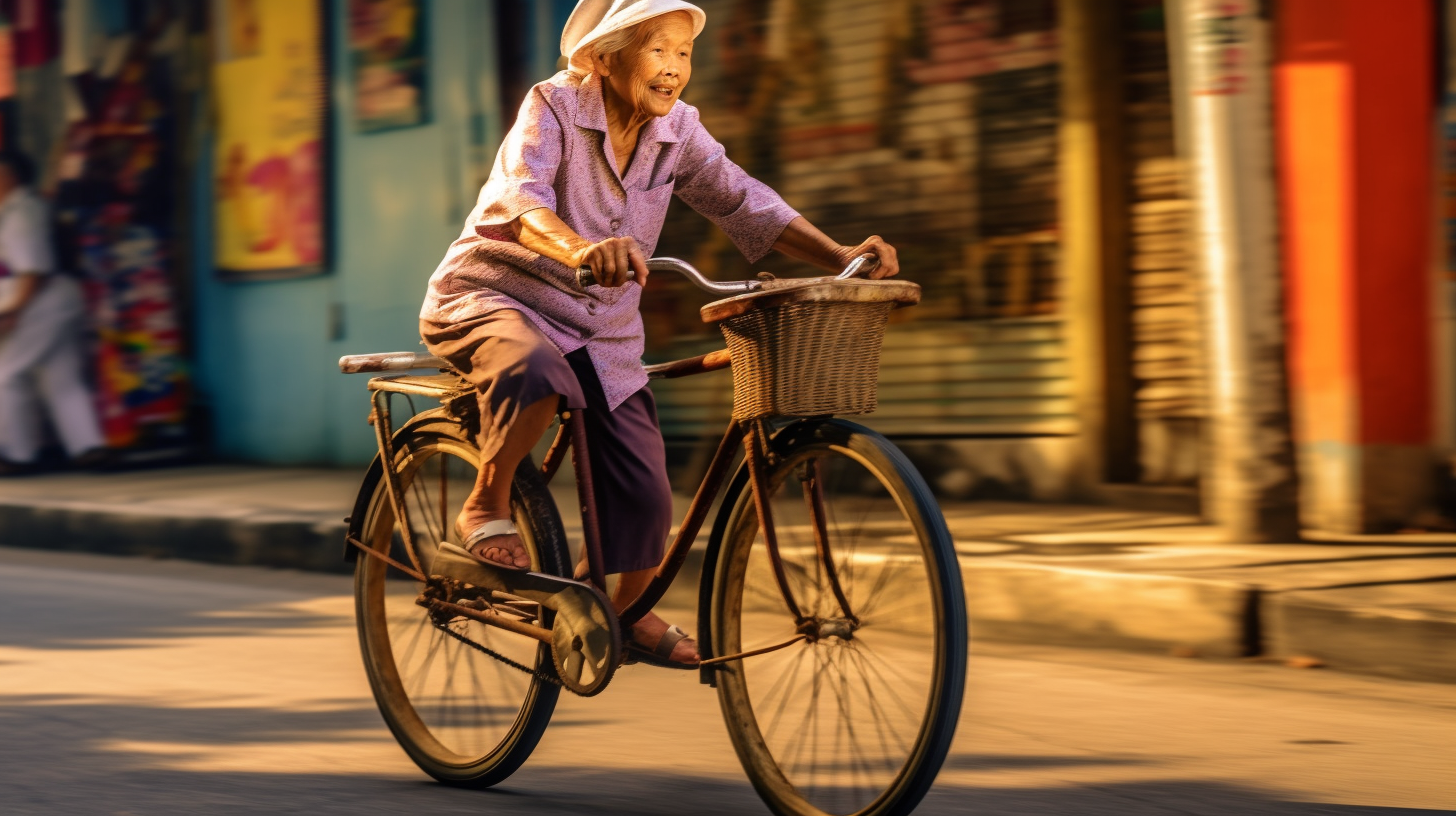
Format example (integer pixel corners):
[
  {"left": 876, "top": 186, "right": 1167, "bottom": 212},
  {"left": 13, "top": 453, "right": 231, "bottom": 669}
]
[
  {"left": 341, "top": 348, "right": 732, "bottom": 386},
  {"left": 339, "top": 351, "right": 449, "bottom": 374}
]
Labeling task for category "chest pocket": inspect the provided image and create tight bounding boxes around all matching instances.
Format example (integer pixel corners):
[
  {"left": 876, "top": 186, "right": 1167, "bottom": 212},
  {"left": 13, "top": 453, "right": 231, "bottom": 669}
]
[{"left": 624, "top": 182, "right": 675, "bottom": 255}]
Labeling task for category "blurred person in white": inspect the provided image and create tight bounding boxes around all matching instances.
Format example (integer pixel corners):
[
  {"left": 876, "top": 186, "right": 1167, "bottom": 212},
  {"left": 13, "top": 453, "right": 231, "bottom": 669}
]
[{"left": 0, "top": 150, "right": 106, "bottom": 474}]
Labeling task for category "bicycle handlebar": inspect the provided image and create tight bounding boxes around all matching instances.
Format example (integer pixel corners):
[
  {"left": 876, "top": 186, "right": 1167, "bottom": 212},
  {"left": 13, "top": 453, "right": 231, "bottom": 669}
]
[{"left": 575, "top": 254, "right": 880, "bottom": 293}]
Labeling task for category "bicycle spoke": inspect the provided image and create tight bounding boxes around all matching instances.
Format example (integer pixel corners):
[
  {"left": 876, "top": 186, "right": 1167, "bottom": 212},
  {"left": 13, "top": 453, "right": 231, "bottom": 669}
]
[
  {"left": 409, "top": 465, "right": 442, "bottom": 548},
  {"left": 821, "top": 645, "right": 875, "bottom": 802},
  {"left": 854, "top": 638, "right": 929, "bottom": 697},
  {"left": 719, "top": 430, "right": 962, "bottom": 816},
  {"left": 851, "top": 558, "right": 906, "bottom": 621},
  {"left": 759, "top": 646, "right": 812, "bottom": 748},
  {"left": 783, "top": 646, "right": 825, "bottom": 785},
  {"left": 440, "top": 457, "right": 449, "bottom": 545},
  {"left": 844, "top": 646, "right": 915, "bottom": 759}
]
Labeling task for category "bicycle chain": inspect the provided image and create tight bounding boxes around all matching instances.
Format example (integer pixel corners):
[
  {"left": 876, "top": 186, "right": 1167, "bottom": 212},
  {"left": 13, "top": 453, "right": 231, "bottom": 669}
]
[{"left": 432, "top": 619, "right": 572, "bottom": 692}]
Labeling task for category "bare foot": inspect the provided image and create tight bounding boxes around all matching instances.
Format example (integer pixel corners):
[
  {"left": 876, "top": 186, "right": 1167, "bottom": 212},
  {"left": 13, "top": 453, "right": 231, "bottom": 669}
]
[
  {"left": 454, "top": 512, "right": 530, "bottom": 569},
  {"left": 630, "top": 611, "right": 699, "bottom": 665}
]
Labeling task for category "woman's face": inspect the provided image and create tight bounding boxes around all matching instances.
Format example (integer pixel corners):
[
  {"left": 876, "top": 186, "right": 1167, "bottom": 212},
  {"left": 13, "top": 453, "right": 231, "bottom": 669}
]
[{"left": 602, "top": 12, "right": 695, "bottom": 120}]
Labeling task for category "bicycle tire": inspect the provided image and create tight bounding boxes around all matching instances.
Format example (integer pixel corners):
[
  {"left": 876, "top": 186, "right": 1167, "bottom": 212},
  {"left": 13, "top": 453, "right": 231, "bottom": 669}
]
[
  {"left": 352, "top": 412, "right": 569, "bottom": 787},
  {"left": 707, "top": 418, "right": 967, "bottom": 816}
]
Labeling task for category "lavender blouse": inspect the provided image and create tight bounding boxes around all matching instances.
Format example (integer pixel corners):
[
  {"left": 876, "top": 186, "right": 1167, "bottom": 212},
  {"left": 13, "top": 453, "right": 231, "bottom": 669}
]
[{"left": 420, "top": 71, "right": 801, "bottom": 411}]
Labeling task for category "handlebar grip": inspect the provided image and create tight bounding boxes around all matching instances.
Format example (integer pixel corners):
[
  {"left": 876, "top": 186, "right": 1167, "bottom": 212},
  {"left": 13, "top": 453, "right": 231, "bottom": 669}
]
[
  {"left": 836, "top": 253, "right": 881, "bottom": 280},
  {"left": 576, "top": 265, "right": 637, "bottom": 288}
]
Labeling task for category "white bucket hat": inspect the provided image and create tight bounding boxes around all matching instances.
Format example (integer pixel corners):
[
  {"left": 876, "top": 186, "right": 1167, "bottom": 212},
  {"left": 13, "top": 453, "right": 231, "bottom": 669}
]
[{"left": 560, "top": 0, "right": 707, "bottom": 73}]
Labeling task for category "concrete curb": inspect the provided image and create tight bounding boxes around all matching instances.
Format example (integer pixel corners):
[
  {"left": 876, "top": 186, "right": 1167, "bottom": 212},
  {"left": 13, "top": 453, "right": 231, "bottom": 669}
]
[
  {"left": 0, "top": 502, "right": 351, "bottom": 574},
  {"left": 963, "top": 561, "right": 1254, "bottom": 658},
  {"left": 4, "top": 492, "right": 1452, "bottom": 684},
  {"left": 1267, "top": 583, "right": 1456, "bottom": 684}
]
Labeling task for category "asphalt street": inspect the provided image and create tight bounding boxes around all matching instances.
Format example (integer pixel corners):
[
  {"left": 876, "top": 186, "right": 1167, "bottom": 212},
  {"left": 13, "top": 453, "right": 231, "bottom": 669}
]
[{"left": 0, "top": 546, "right": 1451, "bottom": 815}]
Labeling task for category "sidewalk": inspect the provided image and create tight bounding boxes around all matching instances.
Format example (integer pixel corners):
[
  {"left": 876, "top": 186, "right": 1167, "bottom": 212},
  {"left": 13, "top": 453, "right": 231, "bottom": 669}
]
[{"left": 2, "top": 465, "right": 1452, "bottom": 683}]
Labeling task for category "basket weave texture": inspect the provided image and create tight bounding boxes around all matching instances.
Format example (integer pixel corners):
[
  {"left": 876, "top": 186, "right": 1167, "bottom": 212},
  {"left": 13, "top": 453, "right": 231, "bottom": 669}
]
[{"left": 719, "top": 300, "right": 894, "bottom": 420}]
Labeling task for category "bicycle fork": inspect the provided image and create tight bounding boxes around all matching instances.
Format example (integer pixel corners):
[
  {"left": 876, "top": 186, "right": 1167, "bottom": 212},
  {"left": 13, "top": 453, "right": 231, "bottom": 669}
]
[{"left": 742, "top": 418, "right": 859, "bottom": 637}]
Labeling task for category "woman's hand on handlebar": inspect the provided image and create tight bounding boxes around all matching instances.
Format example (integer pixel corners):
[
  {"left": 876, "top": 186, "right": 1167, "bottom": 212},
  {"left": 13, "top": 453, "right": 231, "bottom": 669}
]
[
  {"left": 575, "top": 237, "right": 649, "bottom": 288},
  {"left": 838, "top": 236, "right": 900, "bottom": 279}
]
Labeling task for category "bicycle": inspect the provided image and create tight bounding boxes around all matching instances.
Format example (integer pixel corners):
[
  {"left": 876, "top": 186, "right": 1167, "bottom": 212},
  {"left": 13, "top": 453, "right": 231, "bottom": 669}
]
[{"left": 338, "top": 256, "right": 968, "bottom": 816}]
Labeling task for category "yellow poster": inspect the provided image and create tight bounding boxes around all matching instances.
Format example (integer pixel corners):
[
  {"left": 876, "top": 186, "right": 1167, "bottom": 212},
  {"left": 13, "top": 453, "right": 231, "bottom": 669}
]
[{"left": 212, "top": 0, "right": 327, "bottom": 278}]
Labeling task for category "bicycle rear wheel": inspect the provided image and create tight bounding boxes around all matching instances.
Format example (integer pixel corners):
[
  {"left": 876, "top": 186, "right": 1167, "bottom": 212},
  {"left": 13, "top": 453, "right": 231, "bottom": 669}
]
[
  {"left": 352, "top": 414, "right": 569, "bottom": 786},
  {"left": 709, "top": 419, "right": 967, "bottom": 816}
]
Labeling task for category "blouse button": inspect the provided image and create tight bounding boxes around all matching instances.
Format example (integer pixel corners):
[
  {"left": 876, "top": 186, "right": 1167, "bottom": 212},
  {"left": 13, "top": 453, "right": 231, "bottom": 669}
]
[
  {"left": 586, "top": 303, "right": 599, "bottom": 315},
  {"left": 610, "top": 218, "right": 621, "bottom": 231}
]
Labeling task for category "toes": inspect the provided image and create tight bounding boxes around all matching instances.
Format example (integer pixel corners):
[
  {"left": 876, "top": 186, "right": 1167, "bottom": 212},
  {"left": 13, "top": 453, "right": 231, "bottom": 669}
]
[
  {"left": 471, "top": 535, "right": 530, "bottom": 569},
  {"left": 674, "top": 638, "right": 700, "bottom": 663}
]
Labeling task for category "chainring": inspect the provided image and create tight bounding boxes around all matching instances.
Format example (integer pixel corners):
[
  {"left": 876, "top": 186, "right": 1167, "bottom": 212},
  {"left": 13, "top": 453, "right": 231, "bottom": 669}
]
[
  {"left": 547, "top": 579, "right": 621, "bottom": 696},
  {"left": 428, "top": 543, "right": 623, "bottom": 696}
]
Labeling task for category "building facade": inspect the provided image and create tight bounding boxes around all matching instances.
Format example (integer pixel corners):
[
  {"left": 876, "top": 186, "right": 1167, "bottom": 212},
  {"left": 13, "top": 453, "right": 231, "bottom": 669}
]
[{"left": 5, "top": 0, "right": 1450, "bottom": 534}]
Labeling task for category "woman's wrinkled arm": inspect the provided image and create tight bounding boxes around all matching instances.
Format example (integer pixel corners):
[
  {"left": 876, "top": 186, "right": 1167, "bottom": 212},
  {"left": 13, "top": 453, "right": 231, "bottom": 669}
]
[
  {"left": 771, "top": 217, "right": 900, "bottom": 279},
  {"left": 512, "top": 209, "right": 649, "bottom": 288},
  {"left": 673, "top": 111, "right": 899, "bottom": 279}
]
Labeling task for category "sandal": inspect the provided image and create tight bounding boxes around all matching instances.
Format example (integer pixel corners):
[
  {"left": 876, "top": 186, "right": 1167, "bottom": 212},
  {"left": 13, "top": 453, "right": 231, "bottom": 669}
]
[
  {"left": 624, "top": 624, "right": 699, "bottom": 670},
  {"left": 459, "top": 519, "right": 529, "bottom": 570}
]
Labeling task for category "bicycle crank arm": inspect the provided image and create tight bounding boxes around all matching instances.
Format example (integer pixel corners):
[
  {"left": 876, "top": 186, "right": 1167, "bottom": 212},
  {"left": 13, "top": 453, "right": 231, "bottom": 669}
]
[
  {"left": 423, "top": 596, "right": 552, "bottom": 644},
  {"left": 432, "top": 542, "right": 622, "bottom": 696}
]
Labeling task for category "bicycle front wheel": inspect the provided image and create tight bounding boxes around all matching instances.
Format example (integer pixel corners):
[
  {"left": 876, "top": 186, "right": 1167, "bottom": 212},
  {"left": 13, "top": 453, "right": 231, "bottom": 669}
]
[
  {"left": 352, "top": 414, "right": 569, "bottom": 787},
  {"left": 709, "top": 419, "right": 967, "bottom": 816}
]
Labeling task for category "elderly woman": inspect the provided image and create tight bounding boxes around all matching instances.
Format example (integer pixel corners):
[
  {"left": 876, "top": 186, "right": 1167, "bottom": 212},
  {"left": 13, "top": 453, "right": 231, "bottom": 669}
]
[{"left": 419, "top": 0, "right": 898, "bottom": 666}]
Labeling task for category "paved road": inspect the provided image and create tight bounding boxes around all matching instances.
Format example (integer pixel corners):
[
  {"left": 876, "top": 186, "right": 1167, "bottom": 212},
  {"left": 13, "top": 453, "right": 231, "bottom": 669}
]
[{"left": 1, "top": 547, "right": 1451, "bottom": 815}]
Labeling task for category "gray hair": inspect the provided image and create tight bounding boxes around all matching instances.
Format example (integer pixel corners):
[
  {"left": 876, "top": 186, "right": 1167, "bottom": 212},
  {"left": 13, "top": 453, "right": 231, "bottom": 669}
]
[{"left": 567, "top": 21, "right": 651, "bottom": 77}]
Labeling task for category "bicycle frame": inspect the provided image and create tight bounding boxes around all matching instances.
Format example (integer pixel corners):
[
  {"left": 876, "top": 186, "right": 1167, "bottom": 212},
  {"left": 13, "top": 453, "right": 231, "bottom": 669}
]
[
  {"left": 346, "top": 254, "right": 886, "bottom": 670},
  {"left": 355, "top": 351, "right": 856, "bottom": 666}
]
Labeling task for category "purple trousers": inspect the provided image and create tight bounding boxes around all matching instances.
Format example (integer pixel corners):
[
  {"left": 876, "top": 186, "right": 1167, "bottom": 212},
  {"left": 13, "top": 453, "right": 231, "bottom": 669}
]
[{"left": 420, "top": 310, "right": 672, "bottom": 574}]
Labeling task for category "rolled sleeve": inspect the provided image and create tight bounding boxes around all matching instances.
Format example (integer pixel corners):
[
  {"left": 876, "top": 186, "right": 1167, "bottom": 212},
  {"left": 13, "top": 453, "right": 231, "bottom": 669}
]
[
  {"left": 0, "top": 195, "right": 55, "bottom": 275},
  {"left": 672, "top": 110, "right": 799, "bottom": 263},
  {"left": 472, "top": 87, "right": 564, "bottom": 233}
]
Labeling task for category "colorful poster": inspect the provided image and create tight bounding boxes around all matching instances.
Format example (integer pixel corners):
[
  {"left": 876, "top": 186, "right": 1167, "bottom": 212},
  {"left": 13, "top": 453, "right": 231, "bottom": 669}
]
[
  {"left": 349, "top": 0, "right": 428, "bottom": 132},
  {"left": 79, "top": 205, "right": 189, "bottom": 449},
  {"left": 211, "top": 0, "right": 328, "bottom": 279}
]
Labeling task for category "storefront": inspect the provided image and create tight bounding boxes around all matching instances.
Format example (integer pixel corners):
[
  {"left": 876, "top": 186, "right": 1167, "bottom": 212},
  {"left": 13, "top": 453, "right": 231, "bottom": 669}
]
[
  {"left": 3, "top": 1, "right": 1444, "bottom": 529},
  {"left": 0, "top": 0, "right": 544, "bottom": 466},
  {"left": 0, "top": 0, "right": 194, "bottom": 463},
  {"left": 643, "top": 0, "right": 1208, "bottom": 501}
]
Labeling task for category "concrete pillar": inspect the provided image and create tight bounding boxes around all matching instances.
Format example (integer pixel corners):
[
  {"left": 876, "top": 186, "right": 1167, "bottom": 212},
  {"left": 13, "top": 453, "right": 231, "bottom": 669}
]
[
  {"left": 1060, "top": 0, "right": 1135, "bottom": 495},
  {"left": 1275, "top": 0, "right": 1436, "bottom": 532},
  {"left": 1166, "top": 0, "right": 1302, "bottom": 541}
]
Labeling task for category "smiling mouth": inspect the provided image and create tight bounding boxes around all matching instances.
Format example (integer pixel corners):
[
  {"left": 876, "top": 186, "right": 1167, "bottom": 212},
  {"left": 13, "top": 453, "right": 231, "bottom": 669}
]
[{"left": 650, "top": 86, "right": 675, "bottom": 98}]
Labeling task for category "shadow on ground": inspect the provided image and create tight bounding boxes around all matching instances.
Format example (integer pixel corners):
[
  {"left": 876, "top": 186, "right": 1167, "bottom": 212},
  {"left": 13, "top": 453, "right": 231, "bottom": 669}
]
[
  {"left": 0, "top": 561, "right": 350, "bottom": 650},
  {"left": 2, "top": 551, "right": 1446, "bottom": 815},
  {"left": 0, "top": 694, "right": 1440, "bottom": 816}
]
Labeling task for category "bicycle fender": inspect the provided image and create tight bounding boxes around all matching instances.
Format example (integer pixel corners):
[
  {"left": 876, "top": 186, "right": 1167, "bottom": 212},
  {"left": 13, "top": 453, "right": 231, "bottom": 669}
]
[{"left": 342, "top": 408, "right": 459, "bottom": 563}]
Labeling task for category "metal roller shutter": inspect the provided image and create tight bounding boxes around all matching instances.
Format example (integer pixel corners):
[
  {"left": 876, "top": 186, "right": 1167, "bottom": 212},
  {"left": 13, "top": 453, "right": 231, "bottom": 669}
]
[{"left": 646, "top": 0, "right": 1070, "bottom": 440}]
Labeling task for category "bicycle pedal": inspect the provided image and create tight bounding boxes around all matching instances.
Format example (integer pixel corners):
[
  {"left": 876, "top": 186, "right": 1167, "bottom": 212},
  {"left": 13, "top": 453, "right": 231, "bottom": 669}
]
[{"left": 433, "top": 542, "right": 621, "bottom": 696}]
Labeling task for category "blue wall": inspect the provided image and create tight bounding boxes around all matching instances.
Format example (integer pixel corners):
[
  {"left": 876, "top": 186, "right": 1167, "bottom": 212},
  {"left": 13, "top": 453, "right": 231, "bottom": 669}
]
[{"left": 192, "top": 0, "right": 517, "bottom": 466}]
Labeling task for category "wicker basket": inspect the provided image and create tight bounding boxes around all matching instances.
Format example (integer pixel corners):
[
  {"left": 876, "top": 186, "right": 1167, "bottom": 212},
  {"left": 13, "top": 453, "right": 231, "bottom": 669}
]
[{"left": 702, "top": 279, "right": 921, "bottom": 421}]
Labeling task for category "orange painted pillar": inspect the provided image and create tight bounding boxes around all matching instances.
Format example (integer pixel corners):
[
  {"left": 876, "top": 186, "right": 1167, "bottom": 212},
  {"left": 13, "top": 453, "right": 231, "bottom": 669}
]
[{"left": 1276, "top": 0, "right": 1435, "bottom": 532}]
